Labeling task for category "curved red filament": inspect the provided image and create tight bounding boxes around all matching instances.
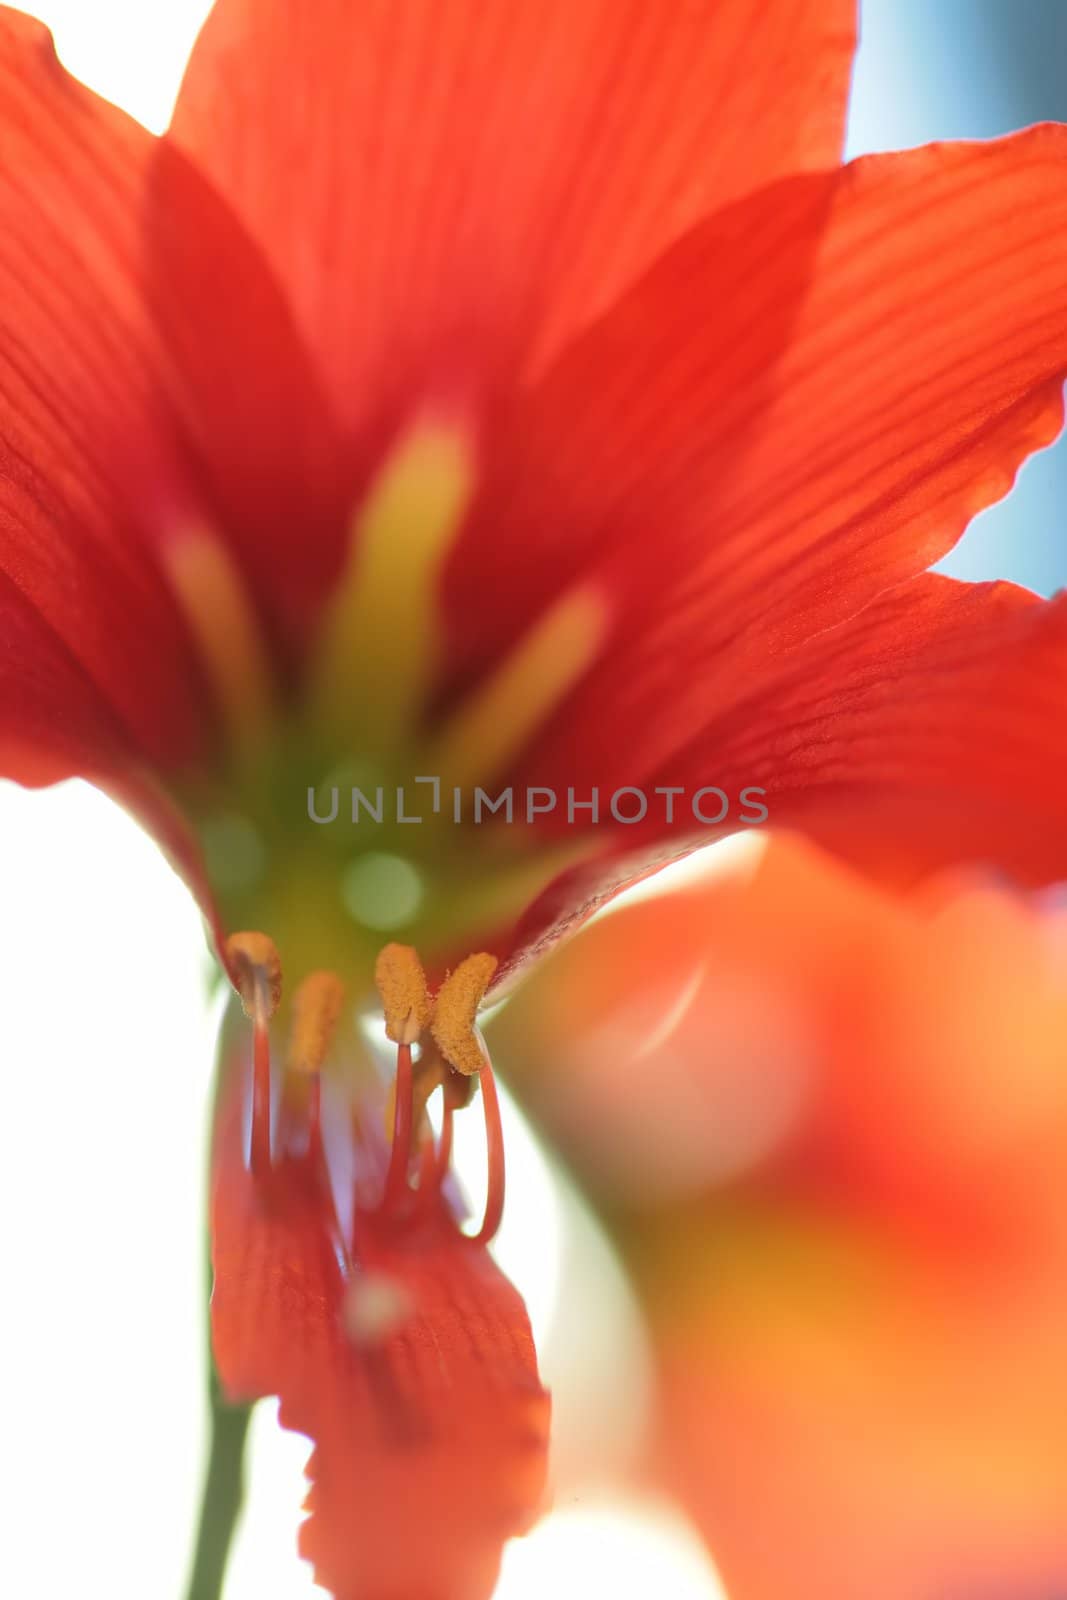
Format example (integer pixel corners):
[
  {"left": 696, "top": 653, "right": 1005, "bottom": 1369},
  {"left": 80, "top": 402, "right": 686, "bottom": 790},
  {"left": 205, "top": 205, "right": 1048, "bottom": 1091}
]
[{"left": 471, "top": 1061, "right": 505, "bottom": 1245}]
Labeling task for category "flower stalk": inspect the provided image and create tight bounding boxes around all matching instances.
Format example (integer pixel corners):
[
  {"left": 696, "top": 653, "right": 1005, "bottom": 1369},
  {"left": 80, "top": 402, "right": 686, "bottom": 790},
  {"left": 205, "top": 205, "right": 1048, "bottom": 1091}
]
[{"left": 184, "top": 1321, "right": 251, "bottom": 1600}]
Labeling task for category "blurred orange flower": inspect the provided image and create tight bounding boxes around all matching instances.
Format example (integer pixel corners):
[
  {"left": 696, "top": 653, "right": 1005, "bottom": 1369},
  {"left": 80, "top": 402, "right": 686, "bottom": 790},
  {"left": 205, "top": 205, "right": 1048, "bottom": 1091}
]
[{"left": 492, "top": 836, "right": 1067, "bottom": 1599}]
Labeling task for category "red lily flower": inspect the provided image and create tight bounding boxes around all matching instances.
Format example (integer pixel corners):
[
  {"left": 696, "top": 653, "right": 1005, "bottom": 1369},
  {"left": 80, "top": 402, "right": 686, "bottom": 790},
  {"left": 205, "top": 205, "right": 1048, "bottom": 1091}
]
[
  {"left": 491, "top": 835, "right": 1067, "bottom": 1599},
  {"left": 3, "top": 1, "right": 1067, "bottom": 1595}
]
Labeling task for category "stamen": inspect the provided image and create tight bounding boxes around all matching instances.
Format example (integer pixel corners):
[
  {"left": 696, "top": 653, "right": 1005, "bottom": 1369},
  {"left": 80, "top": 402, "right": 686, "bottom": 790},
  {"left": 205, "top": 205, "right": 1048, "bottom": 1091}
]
[
  {"left": 428, "top": 1085, "right": 455, "bottom": 1193},
  {"left": 429, "top": 955, "right": 505, "bottom": 1241},
  {"left": 385, "top": 1047, "right": 447, "bottom": 1216},
  {"left": 308, "top": 421, "right": 475, "bottom": 751},
  {"left": 225, "top": 931, "right": 283, "bottom": 1020},
  {"left": 383, "top": 1041, "right": 415, "bottom": 1213},
  {"left": 412, "top": 1051, "right": 445, "bottom": 1125},
  {"left": 471, "top": 1058, "right": 506, "bottom": 1246},
  {"left": 286, "top": 971, "right": 343, "bottom": 1154},
  {"left": 373, "top": 943, "right": 506, "bottom": 1236},
  {"left": 225, "top": 931, "right": 283, "bottom": 1179},
  {"left": 374, "top": 943, "right": 432, "bottom": 1045},
  {"left": 428, "top": 584, "right": 607, "bottom": 790},
  {"left": 431, "top": 952, "right": 498, "bottom": 1077},
  {"left": 415, "top": 1132, "right": 437, "bottom": 1200},
  {"left": 288, "top": 971, "right": 345, "bottom": 1075},
  {"left": 307, "top": 1072, "right": 322, "bottom": 1150},
  {"left": 435, "top": 1095, "right": 455, "bottom": 1180}
]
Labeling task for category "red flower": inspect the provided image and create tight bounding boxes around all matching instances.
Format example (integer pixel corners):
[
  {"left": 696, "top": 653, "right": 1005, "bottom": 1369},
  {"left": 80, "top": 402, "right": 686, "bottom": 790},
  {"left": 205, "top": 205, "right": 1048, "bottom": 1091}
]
[
  {"left": 3, "top": 1, "right": 1067, "bottom": 1595},
  {"left": 492, "top": 836, "right": 1067, "bottom": 1598}
]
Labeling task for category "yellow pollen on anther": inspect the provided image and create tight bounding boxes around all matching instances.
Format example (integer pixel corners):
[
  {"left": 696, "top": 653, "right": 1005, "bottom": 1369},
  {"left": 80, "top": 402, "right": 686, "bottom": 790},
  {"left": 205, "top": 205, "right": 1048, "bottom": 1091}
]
[
  {"left": 431, "top": 952, "right": 498, "bottom": 1076},
  {"left": 308, "top": 421, "right": 476, "bottom": 750},
  {"left": 374, "top": 943, "right": 432, "bottom": 1045},
  {"left": 428, "top": 584, "right": 608, "bottom": 791},
  {"left": 163, "top": 527, "right": 275, "bottom": 750},
  {"left": 288, "top": 971, "right": 345, "bottom": 1075},
  {"left": 225, "top": 930, "right": 283, "bottom": 1020}
]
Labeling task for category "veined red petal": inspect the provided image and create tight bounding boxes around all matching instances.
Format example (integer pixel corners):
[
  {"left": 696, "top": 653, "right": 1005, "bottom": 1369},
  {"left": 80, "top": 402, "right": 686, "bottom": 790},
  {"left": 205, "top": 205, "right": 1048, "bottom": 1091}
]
[
  {"left": 443, "top": 129, "right": 1067, "bottom": 705},
  {"left": 487, "top": 575, "right": 1067, "bottom": 984},
  {"left": 171, "top": 0, "right": 855, "bottom": 424},
  {"left": 0, "top": 568, "right": 136, "bottom": 785},
  {"left": 211, "top": 1082, "right": 549, "bottom": 1600},
  {"left": 0, "top": 11, "right": 209, "bottom": 771},
  {"left": 653, "top": 574, "right": 1067, "bottom": 889},
  {"left": 0, "top": 4, "right": 344, "bottom": 780}
]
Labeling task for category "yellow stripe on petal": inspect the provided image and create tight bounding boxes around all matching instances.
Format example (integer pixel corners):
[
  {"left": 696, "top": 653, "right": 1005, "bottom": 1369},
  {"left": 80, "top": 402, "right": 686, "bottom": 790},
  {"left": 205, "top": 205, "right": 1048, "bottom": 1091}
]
[
  {"left": 309, "top": 422, "right": 476, "bottom": 752},
  {"left": 165, "top": 526, "right": 276, "bottom": 750},
  {"left": 429, "top": 584, "right": 608, "bottom": 791}
]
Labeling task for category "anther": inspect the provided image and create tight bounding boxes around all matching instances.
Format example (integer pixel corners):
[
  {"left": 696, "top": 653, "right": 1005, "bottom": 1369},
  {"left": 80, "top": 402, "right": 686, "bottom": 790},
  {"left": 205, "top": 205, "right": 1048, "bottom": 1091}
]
[
  {"left": 288, "top": 971, "right": 345, "bottom": 1075},
  {"left": 286, "top": 970, "right": 344, "bottom": 1153},
  {"left": 430, "top": 952, "right": 498, "bottom": 1076},
  {"left": 225, "top": 931, "right": 283, "bottom": 1179},
  {"left": 226, "top": 931, "right": 282, "bottom": 1021},
  {"left": 374, "top": 943, "right": 432, "bottom": 1044}
]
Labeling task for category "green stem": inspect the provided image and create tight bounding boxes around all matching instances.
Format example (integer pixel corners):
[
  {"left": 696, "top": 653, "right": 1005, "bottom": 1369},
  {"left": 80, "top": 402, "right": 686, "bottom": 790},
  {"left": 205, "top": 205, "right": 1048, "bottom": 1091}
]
[
  {"left": 183, "top": 1366, "right": 252, "bottom": 1600},
  {"left": 185, "top": 1001, "right": 251, "bottom": 1600}
]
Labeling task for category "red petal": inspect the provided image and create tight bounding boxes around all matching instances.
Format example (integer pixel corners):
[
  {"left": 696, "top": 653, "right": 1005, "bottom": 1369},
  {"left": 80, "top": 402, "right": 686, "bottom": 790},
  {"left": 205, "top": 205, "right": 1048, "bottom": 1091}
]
[
  {"left": 171, "top": 0, "right": 855, "bottom": 424},
  {"left": 0, "top": 566, "right": 221, "bottom": 935},
  {"left": 0, "top": 569, "right": 136, "bottom": 785},
  {"left": 211, "top": 1079, "right": 549, "bottom": 1600},
  {"left": 0, "top": 7, "right": 344, "bottom": 790},
  {"left": 656, "top": 574, "right": 1067, "bottom": 888},
  {"left": 443, "top": 129, "right": 1067, "bottom": 708},
  {"left": 489, "top": 575, "right": 1067, "bottom": 984}
]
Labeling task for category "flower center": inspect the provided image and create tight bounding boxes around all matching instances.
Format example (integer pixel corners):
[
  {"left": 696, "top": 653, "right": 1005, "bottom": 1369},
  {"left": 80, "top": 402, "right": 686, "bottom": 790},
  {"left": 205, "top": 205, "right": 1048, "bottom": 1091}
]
[
  {"left": 177, "top": 418, "right": 608, "bottom": 988},
  {"left": 225, "top": 930, "right": 506, "bottom": 1249}
]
